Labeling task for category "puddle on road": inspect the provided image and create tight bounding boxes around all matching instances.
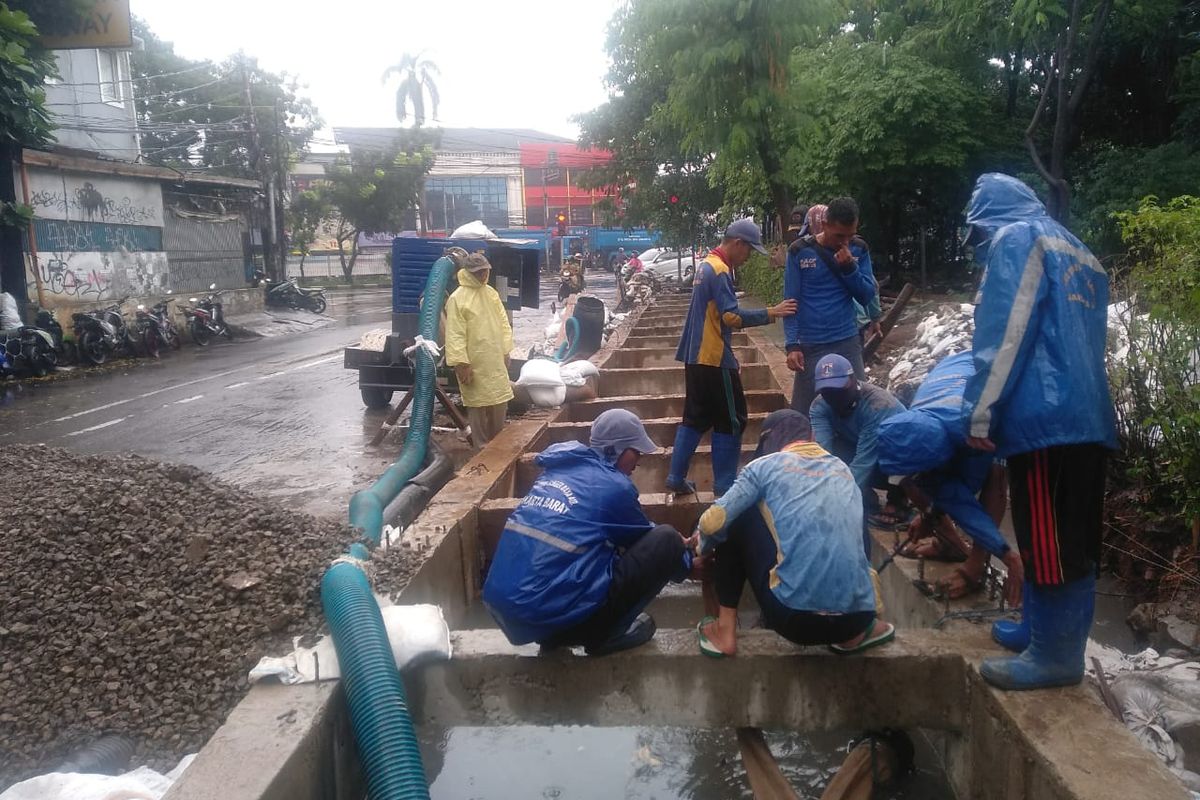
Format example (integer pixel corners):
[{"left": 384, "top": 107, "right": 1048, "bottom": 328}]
[{"left": 418, "top": 725, "right": 954, "bottom": 799}]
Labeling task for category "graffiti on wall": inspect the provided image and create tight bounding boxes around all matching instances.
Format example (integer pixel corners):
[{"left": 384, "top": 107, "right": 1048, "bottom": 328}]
[
  {"left": 27, "top": 250, "right": 169, "bottom": 303},
  {"left": 25, "top": 168, "right": 164, "bottom": 227},
  {"left": 34, "top": 219, "right": 162, "bottom": 253}
]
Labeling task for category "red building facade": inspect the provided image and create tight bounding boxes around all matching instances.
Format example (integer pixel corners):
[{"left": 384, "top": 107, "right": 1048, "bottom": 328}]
[{"left": 520, "top": 143, "right": 613, "bottom": 228}]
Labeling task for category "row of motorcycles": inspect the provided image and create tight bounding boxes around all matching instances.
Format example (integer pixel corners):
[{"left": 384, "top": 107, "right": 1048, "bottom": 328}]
[{"left": 0, "top": 285, "right": 231, "bottom": 378}]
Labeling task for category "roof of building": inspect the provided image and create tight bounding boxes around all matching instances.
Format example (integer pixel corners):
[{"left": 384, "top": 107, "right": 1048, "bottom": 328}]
[
  {"left": 23, "top": 149, "right": 262, "bottom": 190},
  {"left": 333, "top": 126, "right": 573, "bottom": 154}
]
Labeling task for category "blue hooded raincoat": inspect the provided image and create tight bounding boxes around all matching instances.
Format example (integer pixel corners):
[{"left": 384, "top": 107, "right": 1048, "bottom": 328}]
[
  {"left": 962, "top": 173, "right": 1118, "bottom": 456},
  {"left": 482, "top": 442, "right": 654, "bottom": 645},
  {"left": 877, "top": 352, "right": 1009, "bottom": 557}
]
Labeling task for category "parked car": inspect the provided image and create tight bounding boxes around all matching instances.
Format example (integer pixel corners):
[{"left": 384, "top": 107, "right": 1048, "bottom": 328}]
[{"left": 638, "top": 248, "right": 698, "bottom": 280}]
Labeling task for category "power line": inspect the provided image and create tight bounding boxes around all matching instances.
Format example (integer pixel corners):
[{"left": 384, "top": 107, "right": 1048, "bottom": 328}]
[{"left": 50, "top": 62, "right": 216, "bottom": 88}]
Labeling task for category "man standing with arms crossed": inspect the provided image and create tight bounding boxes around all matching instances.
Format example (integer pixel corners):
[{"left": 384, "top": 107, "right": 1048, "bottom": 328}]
[
  {"left": 667, "top": 219, "right": 796, "bottom": 496},
  {"left": 961, "top": 173, "right": 1117, "bottom": 691}
]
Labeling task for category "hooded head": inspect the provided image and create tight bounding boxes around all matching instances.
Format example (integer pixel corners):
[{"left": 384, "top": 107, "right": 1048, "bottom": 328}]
[
  {"left": 589, "top": 408, "right": 658, "bottom": 472},
  {"left": 876, "top": 410, "right": 954, "bottom": 477},
  {"left": 962, "top": 173, "right": 1047, "bottom": 262}
]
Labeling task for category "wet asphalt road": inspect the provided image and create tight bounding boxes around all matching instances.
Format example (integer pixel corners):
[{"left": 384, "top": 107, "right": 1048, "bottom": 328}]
[{"left": 0, "top": 272, "right": 620, "bottom": 520}]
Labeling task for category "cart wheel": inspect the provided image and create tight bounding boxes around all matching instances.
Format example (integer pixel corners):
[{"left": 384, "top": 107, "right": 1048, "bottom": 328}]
[{"left": 361, "top": 386, "right": 394, "bottom": 409}]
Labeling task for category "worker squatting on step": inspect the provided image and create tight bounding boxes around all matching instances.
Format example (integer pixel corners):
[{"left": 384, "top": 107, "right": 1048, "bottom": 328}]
[
  {"left": 808, "top": 353, "right": 907, "bottom": 556},
  {"left": 876, "top": 352, "right": 1024, "bottom": 604},
  {"left": 783, "top": 197, "right": 882, "bottom": 413},
  {"left": 960, "top": 173, "right": 1119, "bottom": 691},
  {"left": 668, "top": 218, "right": 797, "bottom": 497},
  {"left": 482, "top": 409, "right": 694, "bottom": 656},
  {"left": 445, "top": 253, "right": 514, "bottom": 447},
  {"left": 692, "top": 409, "right": 894, "bottom": 657}
]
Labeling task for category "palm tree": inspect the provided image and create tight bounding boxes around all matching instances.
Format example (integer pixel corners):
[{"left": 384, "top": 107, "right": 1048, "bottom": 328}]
[{"left": 382, "top": 53, "right": 440, "bottom": 127}]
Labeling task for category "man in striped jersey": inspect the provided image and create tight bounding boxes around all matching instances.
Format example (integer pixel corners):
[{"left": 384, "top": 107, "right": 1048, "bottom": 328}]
[{"left": 960, "top": 173, "right": 1118, "bottom": 691}]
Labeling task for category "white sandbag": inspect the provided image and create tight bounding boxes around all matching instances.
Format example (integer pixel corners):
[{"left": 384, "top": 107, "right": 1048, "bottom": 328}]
[
  {"left": 559, "top": 359, "right": 599, "bottom": 387},
  {"left": 0, "top": 292, "right": 20, "bottom": 329},
  {"left": 249, "top": 603, "right": 451, "bottom": 685},
  {"left": 449, "top": 220, "right": 496, "bottom": 239},
  {"left": 516, "top": 358, "right": 566, "bottom": 389},
  {"left": 526, "top": 385, "right": 567, "bottom": 408},
  {"left": 0, "top": 756, "right": 194, "bottom": 800}
]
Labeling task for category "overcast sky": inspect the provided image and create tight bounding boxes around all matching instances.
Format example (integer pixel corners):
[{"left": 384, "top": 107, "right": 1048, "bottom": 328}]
[{"left": 131, "top": 0, "right": 624, "bottom": 144}]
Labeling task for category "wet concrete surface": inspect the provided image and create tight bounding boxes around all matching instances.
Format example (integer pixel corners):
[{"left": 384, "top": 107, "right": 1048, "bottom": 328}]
[{"left": 0, "top": 272, "right": 622, "bottom": 520}]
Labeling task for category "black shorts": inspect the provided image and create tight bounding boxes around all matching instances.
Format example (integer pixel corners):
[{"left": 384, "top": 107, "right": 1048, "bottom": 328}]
[
  {"left": 682, "top": 363, "right": 747, "bottom": 436},
  {"left": 1008, "top": 445, "right": 1107, "bottom": 586}
]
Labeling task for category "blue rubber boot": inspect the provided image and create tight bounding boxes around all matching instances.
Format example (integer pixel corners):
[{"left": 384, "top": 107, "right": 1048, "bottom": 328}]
[
  {"left": 711, "top": 432, "right": 742, "bottom": 497},
  {"left": 991, "top": 579, "right": 1033, "bottom": 652},
  {"left": 980, "top": 574, "right": 1094, "bottom": 690},
  {"left": 666, "top": 425, "right": 703, "bottom": 495}
]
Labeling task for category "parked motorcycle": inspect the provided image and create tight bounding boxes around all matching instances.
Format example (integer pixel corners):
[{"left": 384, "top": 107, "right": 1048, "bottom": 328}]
[
  {"left": 182, "top": 284, "right": 231, "bottom": 347},
  {"left": 268, "top": 279, "right": 327, "bottom": 313},
  {"left": 73, "top": 298, "right": 135, "bottom": 366},
  {"left": 0, "top": 324, "right": 57, "bottom": 377},
  {"left": 33, "top": 307, "right": 75, "bottom": 364},
  {"left": 151, "top": 291, "right": 182, "bottom": 351}
]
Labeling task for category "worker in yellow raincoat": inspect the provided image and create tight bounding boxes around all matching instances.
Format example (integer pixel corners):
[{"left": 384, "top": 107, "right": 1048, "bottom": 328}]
[{"left": 445, "top": 252, "right": 514, "bottom": 447}]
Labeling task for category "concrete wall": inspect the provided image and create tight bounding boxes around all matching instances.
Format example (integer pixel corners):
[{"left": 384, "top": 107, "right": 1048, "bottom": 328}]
[{"left": 45, "top": 49, "right": 140, "bottom": 162}]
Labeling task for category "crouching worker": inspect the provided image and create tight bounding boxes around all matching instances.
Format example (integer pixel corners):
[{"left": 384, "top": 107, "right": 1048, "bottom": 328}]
[
  {"left": 483, "top": 409, "right": 692, "bottom": 656},
  {"left": 693, "top": 409, "right": 894, "bottom": 657}
]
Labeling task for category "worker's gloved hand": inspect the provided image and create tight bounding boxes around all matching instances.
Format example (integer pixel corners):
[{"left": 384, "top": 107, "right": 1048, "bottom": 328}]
[{"left": 454, "top": 364, "right": 474, "bottom": 386}]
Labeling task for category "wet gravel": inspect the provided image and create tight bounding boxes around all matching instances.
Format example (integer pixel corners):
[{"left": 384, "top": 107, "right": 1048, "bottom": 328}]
[{"left": 0, "top": 444, "right": 389, "bottom": 787}]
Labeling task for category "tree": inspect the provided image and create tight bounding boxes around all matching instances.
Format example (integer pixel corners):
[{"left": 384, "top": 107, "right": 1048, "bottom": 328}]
[
  {"left": 382, "top": 52, "right": 440, "bottom": 127},
  {"left": 0, "top": 0, "right": 87, "bottom": 302},
  {"left": 286, "top": 188, "right": 331, "bottom": 277},
  {"left": 323, "top": 134, "right": 435, "bottom": 283}
]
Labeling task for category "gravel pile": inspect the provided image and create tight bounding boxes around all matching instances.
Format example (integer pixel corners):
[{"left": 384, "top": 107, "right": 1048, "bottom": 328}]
[{"left": 0, "top": 445, "right": 398, "bottom": 787}]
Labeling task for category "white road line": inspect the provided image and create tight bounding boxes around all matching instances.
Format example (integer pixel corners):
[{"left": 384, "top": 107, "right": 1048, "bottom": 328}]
[
  {"left": 44, "top": 349, "right": 344, "bottom": 426},
  {"left": 175, "top": 394, "right": 204, "bottom": 404},
  {"left": 254, "top": 353, "right": 340, "bottom": 381},
  {"left": 67, "top": 416, "right": 130, "bottom": 436},
  {"left": 225, "top": 381, "right": 250, "bottom": 390}
]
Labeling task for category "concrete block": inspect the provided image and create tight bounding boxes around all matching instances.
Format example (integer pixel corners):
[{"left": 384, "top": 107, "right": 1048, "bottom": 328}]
[
  {"left": 405, "top": 628, "right": 968, "bottom": 733},
  {"left": 598, "top": 364, "right": 777, "bottom": 397},
  {"left": 528, "top": 415, "right": 768, "bottom": 452},
  {"left": 602, "top": 346, "right": 764, "bottom": 369},
  {"left": 564, "top": 390, "right": 785, "bottom": 422},
  {"left": 624, "top": 333, "right": 750, "bottom": 350},
  {"left": 513, "top": 446, "right": 757, "bottom": 496}
]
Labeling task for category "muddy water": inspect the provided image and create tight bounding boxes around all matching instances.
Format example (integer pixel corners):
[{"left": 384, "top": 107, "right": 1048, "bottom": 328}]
[{"left": 418, "top": 725, "right": 954, "bottom": 799}]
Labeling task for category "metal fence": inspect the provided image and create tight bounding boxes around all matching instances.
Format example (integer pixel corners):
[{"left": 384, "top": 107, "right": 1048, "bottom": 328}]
[
  {"left": 163, "top": 215, "right": 248, "bottom": 292},
  {"left": 286, "top": 252, "right": 390, "bottom": 280}
]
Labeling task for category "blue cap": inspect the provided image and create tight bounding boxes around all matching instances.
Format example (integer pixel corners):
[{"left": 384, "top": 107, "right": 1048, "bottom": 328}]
[
  {"left": 590, "top": 409, "right": 659, "bottom": 462},
  {"left": 814, "top": 354, "right": 856, "bottom": 391},
  {"left": 724, "top": 218, "right": 768, "bottom": 255}
]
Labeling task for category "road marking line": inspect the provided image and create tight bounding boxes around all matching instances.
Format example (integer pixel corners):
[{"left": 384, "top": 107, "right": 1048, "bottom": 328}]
[
  {"left": 67, "top": 416, "right": 130, "bottom": 436},
  {"left": 254, "top": 353, "right": 340, "bottom": 381},
  {"left": 175, "top": 394, "right": 204, "bottom": 404},
  {"left": 225, "top": 381, "right": 250, "bottom": 389},
  {"left": 44, "top": 348, "right": 345, "bottom": 426}
]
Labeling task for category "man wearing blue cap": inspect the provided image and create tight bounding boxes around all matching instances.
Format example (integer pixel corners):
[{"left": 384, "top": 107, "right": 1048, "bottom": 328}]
[
  {"left": 668, "top": 218, "right": 797, "bottom": 496},
  {"left": 809, "top": 353, "right": 906, "bottom": 554},
  {"left": 483, "top": 409, "right": 693, "bottom": 656},
  {"left": 783, "top": 197, "right": 882, "bottom": 413}
]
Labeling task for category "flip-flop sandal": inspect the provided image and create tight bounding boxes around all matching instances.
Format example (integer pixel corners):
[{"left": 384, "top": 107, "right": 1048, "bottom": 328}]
[
  {"left": 933, "top": 566, "right": 986, "bottom": 600},
  {"left": 697, "top": 615, "right": 727, "bottom": 659},
  {"left": 829, "top": 622, "right": 896, "bottom": 655}
]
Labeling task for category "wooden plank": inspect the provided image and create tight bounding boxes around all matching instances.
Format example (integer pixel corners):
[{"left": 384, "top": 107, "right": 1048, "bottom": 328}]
[
  {"left": 737, "top": 727, "right": 799, "bottom": 800},
  {"left": 818, "top": 739, "right": 898, "bottom": 800}
]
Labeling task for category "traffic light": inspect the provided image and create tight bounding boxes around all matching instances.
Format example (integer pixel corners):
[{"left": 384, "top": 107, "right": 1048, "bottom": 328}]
[
  {"left": 669, "top": 194, "right": 679, "bottom": 205},
  {"left": 556, "top": 212, "right": 567, "bottom": 235}
]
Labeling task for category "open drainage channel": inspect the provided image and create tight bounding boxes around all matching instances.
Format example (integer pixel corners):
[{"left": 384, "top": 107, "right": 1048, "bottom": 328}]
[{"left": 165, "top": 297, "right": 1187, "bottom": 800}]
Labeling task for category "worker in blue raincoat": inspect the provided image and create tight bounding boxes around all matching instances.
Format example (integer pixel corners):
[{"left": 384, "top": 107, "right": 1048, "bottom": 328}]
[
  {"left": 960, "top": 173, "right": 1118, "bottom": 691},
  {"left": 808, "top": 353, "right": 906, "bottom": 555},
  {"left": 483, "top": 409, "right": 691, "bottom": 655},
  {"left": 877, "top": 352, "right": 1024, "bottom": 604}
]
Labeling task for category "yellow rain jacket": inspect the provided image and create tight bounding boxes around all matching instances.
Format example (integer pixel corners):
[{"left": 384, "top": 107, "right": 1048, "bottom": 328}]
[{"left": 445, "top": 268, "right": 514, "bottom": 408}]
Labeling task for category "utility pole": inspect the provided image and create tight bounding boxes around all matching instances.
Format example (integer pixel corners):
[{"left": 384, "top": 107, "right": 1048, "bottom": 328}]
[
  {"left": 241, "top": 55, "right": 275, "bottom": 279},
  {"left": 272, "top": 98, "right": 287, "bottom": 281}
]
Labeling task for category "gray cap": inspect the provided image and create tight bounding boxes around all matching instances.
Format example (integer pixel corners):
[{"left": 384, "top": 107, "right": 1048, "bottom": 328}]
[
  {"left": 590, "top": 409, "right": 658, "bottom": 463},
  {"left": 724, "top": 218, "right": 768, "bottom": 255}
]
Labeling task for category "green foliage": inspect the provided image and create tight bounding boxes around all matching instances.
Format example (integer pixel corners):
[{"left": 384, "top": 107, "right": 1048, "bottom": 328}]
[
  {"left": 736, "top": 253, "right": 784, "bottom": 306},
  {"left": 1109, "top": 197, "right": 1200, "bottom": 528},
  {"left": 0, "top": 3, "right": 59, "bottom": 150},
  {"left": 130, "top": 18, "right": 321, "bottom": 178},
  {"left": 383, "top": 53, "right": 440, "bottom": 127},
  {"left": 286, "top": 188, "right": 331, "bottom": 262},
  {"left": 323, "top": 133, "right": 435, "bottom": 282}
]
